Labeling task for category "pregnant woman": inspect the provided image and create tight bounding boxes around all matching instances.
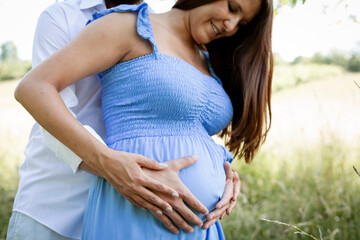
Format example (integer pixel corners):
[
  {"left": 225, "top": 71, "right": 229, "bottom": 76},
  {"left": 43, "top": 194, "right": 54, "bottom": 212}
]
[{"left": 15, "top": 0, "right": 273, "bottom": 239}]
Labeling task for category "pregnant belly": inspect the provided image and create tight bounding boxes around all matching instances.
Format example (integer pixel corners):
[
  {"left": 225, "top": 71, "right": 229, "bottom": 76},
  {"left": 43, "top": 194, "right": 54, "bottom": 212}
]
[{"left": 109, "top": 135, "right": 231, "bottom": 213}]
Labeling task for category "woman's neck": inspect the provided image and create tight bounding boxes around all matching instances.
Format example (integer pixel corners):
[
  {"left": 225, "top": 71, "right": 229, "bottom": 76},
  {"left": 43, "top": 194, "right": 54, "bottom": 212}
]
[{"left": 151, "top": 8, "right": 196, "bottom": 49}]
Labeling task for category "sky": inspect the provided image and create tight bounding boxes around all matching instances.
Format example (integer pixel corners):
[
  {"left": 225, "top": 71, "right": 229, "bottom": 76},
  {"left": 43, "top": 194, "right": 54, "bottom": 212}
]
[{"left": 0, "top": 0, "right": 359, "bottom": 62}]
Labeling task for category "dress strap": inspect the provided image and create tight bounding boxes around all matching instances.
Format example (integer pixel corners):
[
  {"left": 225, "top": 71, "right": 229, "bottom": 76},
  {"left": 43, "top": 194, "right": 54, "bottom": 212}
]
[
  {"left": 87, "top": 3, "right": 159, "bottom": 58},
  {"left": 202, "top": 51, "right": 223, "bottom": 85}
]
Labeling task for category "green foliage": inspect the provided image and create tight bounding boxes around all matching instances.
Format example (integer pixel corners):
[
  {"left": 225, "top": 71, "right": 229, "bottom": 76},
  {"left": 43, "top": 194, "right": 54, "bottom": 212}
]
[
  {"left": 0, "top": 147, "right": 20, "bottom": 239},
  {"left": 0, "top": 41, "right": 19, "bottom": 65},
  {"left": 272, "top": 63, "right": 344, "bottom": 92},
  {"left": 0, "top": 61, "right": 32, "bottom": 81},
  {"left": 291, "top": 56, "right": 307, "bottom": 65},
  {"left": 273, "top": 47, "right": 360, "bottom": 92},
  {"left": 305, "top": 46, "right": 360, "bottom": 73},
  {"left": 275, "top": 0, "right": 306, "bottom": 9},
  {"left": 222, "top": 140, "right": 360, "bottom": 240},
  {"left": 0, "top": 41, "right": 31, "bottom": 81},
  {"left": 274, "top": 53, "right": 287, "bottom": 65},
  {"left": 274, "top": 0, "right": 306, "bottom": 15},
  {"left": 309, "top": 51, "right": 350, "bottom": 69},
  {"left": 348, "top": 55, "right": 360, "bottom": 72}
]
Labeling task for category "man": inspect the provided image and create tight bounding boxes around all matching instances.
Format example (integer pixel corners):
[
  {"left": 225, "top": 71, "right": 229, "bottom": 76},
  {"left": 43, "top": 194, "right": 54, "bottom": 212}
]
[{"left": 7, "top": 0, "right": 240, "bottom": 239}]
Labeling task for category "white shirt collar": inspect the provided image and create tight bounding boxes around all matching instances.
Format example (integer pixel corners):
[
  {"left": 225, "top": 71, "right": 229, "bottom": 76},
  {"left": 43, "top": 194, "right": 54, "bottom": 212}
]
[{"left": 79, "top": 0, "right": 106, "bottom": 10}]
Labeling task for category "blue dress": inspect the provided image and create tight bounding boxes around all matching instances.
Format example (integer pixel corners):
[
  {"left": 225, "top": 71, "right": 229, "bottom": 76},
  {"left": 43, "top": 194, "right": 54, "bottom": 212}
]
[{"left": 82, "top": 3, "right": 234, "bottom": 239}]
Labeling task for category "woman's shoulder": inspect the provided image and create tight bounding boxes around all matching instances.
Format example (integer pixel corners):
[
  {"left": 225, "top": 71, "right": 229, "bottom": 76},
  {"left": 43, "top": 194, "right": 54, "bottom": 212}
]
[
  {"left": 83, "top": 3, "right": 154, "bottom": 63},
  {"left": 85, "top": 11, "right": 139, "bottom": 48},
  {"left": 87, "top": 3, "right": 149, "bottom": 26},
  {"left": 87, "top": 10, "right": 137, "bottom": 33},
  {"left": 85, "top": 3, "right": 152, "bottom": 44}
]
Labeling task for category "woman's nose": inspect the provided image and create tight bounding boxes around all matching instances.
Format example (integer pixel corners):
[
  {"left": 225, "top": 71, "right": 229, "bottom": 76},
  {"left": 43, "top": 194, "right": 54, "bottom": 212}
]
[{"left": 224, "top": 15, "right": 240, "bottom": 33}]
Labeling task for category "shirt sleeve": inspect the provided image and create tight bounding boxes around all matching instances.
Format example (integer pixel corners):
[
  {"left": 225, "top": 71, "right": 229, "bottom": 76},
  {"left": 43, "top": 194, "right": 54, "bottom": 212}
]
[
  {"left": 32, "top": 9, "right": 69, "bottom": 67},
  {"left": 32, "top": 6, "right": 78, "bottom": 108},
  {"left": 41, "top": 126, "right": 106, "bottom": 173},
  {"left": 33, "top": 6, "right": 103, "bottom": 173}
]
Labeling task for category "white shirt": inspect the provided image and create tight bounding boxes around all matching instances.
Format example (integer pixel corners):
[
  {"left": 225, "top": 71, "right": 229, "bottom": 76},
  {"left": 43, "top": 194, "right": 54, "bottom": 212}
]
[{"left": 13, "top": 0, "right": 107, "bottom": 238}]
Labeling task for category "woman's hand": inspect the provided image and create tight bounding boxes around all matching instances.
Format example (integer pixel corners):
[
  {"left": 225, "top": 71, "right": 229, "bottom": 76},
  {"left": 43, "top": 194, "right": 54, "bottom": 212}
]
[
  {"left": 95, "top": 148, "right": 184, "bottom": 213},
  {"left": 202, "top": 161, "right": 241, "bottom": 229},
  {"left": 142, "top": 156, "right": 209, "bottom": 234}
]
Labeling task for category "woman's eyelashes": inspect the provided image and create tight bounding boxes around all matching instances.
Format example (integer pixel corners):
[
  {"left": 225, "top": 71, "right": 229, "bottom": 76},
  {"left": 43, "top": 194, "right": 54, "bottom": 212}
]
[
  {"left": 228, "top": 3, "right": 237, "bottom": 13},
  {"left": 239, "top": 19, "right": 249, "bottom": 26},
  {"left": 227, "top": 2, "right": 248, "bottom": 26}
]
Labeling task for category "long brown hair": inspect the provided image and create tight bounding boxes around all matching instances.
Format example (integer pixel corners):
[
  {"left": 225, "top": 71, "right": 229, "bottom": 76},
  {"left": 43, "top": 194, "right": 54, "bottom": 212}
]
[{"left": 173, "top": 0, "right": 274, "bottom": 163}]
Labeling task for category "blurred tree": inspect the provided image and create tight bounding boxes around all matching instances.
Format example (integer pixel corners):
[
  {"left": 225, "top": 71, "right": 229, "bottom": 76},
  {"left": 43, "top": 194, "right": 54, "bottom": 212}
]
[
  {"left": 348, "top": 42, "right": 360, "bottom": 72},
  {"left": 275, "top": 0, "right": 306, "bottom": 15},
  {"left": 276, "top": 0, "right": 306, "bottom": 8},
  {"left": 348, "top": 55, "right": 360, "bottom": 72},
  {"left": 274, "top": 53, "right": 286, "bottom": 65},
  {"left": 0, "top": 41, "right": 19, "bottom": 65},
  {"left": 311, "top": 50, "right": 350, "bottom": 67},
  {"left": 328, "top": 49, "right": 349, "bottom": 68},
  {"left": 291, "top": 56, "right": 312, "bottom": 65},
  {"left": 308, "top": 46, "right": 360, "bottom": 72},
  {"left": 311, "top": 53, "right": 324, "bottom": 63},
  {"left": 0, "top": 41, "right": 31, "bottom": 81}
]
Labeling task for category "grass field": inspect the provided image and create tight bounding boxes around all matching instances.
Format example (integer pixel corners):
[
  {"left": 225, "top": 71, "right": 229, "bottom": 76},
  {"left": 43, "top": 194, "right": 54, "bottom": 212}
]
[
  {"left": 272, "top": 63, "right": 344, "bottom": 92},
  {"left": 222, "top": 139, "right": 360, "bottom": 240},
  {"left": 0, "top": 71, "right": 359, "bottom": 239}
]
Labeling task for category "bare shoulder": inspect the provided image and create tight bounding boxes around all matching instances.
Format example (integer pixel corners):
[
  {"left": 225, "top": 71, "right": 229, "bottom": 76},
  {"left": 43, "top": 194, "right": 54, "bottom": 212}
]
[
  {"left": 75, "top": 11, "right": 152, "bottom": 63},
  {"left": 84, "top": 12, "right": 138, "bottom": 48}
]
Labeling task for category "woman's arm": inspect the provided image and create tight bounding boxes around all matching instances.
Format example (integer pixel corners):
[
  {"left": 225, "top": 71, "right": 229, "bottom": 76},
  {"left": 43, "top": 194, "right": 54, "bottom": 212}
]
[
  {"left": 16, "top": 12, "right": 212, "bottom": 233},
  {"left": 15, "top": 12, "right": 177, "bottom": 212}
]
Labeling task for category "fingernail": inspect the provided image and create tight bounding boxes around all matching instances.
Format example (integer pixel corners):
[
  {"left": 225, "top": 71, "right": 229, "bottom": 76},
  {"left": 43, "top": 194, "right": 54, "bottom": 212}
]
[
  {"left": 156, "top": 210, "right": 162, "bottom": 215},
  {"left": 188, "top": 228, "right": 194, "bottom": 233},
  {"left": 159, "top": 163, "right": 168, "bottom": 168},
  {"left": 172, "top": 192, "right": 179, "bottom": 198},
  {"left": 192, "top": 155, "right": 199, "bottom": 160},
  {"left": 208, "top": 215, "right": 213, "bottom": 220},
  {"left": 173, "top": 229, "right": 179, "bottom": 234},
  {"left": 165, "top": 206, "right": 173, "bottom": 213}
]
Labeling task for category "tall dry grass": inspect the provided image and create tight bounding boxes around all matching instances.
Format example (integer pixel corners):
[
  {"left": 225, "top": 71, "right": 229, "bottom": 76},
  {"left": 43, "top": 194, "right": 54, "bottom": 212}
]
[
  {"left": 222, "top": 138, "right": 360, "bottom": 239},
  {"left": 0, "top": 140, "right": 21, "bottom": 239}
]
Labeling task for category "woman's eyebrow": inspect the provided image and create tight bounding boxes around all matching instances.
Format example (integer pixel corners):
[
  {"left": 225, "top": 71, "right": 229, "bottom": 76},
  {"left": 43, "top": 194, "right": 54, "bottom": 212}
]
[{"left": 236, "top": 1, "right": 243, "bottom": 13}]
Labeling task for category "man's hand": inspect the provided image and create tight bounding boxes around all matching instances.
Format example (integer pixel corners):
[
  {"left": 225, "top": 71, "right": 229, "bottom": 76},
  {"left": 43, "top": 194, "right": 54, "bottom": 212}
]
[
  {"left": 142, "top": 155, "right": 209, "bottom": 234},
  {"left": 203, "top": 161, "right": 241, "bottom": 229}
]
